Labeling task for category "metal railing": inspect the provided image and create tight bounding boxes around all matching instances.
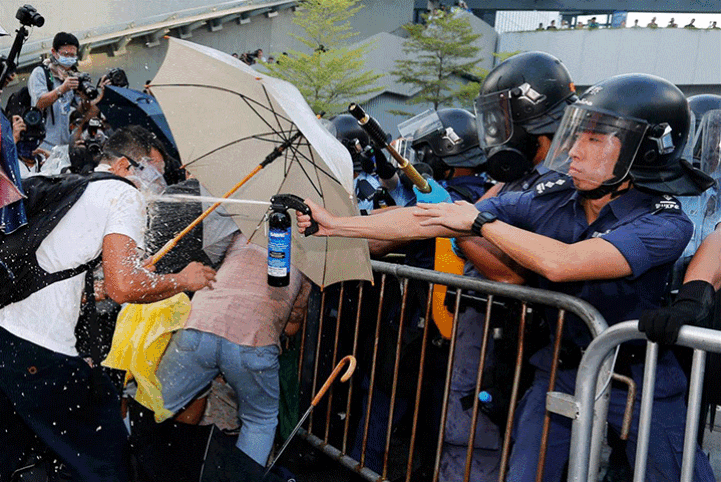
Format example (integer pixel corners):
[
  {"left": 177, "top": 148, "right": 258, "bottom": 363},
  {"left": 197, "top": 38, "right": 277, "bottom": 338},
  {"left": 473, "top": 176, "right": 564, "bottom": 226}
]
[
  {"left": 567, "top": 321, "right": 721, "bottom": 482},
  {"left": 295, "top": 260, "right": 608, "bottom": 482}
]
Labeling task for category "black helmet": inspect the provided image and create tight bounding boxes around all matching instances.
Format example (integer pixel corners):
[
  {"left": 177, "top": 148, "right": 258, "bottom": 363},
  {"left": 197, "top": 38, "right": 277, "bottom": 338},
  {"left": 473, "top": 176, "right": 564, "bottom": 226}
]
[
  {"left": 330, "top": 114, "right": 370, "bottom": 149},
  {"left": 409, "top": 108, "right": 484, "bottom": 168},
  {"left": 544, "top": 74, "right": 713, "bottom": 197},
  {"left": 478, "top": 51, "right": 577, "bottom": 136},
  {"left": 475, "top": 52, "right": 577, "bottom": 182},
  {"left": 329, "top": 114, "right": 372, "bottom": 172}
]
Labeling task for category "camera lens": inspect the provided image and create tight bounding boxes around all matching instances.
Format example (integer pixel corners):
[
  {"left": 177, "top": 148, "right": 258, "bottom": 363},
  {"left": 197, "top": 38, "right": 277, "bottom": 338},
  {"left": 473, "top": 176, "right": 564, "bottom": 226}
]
[{"left": 24, "top": 109, "right": 43, "bottom": 126}]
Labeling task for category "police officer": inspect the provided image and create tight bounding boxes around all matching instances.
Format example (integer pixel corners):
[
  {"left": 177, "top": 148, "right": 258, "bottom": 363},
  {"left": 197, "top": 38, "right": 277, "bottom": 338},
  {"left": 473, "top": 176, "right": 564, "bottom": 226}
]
[
  {"left": 442, "top": 52, "right": 578, "bottom": 482},
  {"left": 329, "top": 114, "right": 413, "bottom": 213},
  {"left": 296, "top": 73, "right": 715, "bottom": 481}
]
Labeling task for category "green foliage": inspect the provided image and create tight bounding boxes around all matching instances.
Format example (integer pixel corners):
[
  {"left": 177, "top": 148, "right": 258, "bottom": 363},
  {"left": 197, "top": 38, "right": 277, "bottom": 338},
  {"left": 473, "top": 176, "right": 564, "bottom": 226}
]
[
  {"left": 262, "top": 0, "right": 383, "bottom": 116},
  {"left": 391, "top": 11, "right": 483, "bottom": 110}
]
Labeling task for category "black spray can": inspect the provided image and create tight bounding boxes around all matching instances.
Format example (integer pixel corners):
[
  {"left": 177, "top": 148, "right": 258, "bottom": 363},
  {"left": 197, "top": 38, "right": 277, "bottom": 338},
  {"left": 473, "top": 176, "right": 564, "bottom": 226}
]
[{"left": 268, "top": 208, "right": 292, "bottom": 286}]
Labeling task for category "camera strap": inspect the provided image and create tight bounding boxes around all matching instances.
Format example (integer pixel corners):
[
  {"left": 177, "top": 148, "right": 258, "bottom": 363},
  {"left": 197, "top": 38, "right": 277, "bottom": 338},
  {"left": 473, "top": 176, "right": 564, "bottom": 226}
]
[{"left": 42, "top": 65, "right": 55, "bottom": 125}]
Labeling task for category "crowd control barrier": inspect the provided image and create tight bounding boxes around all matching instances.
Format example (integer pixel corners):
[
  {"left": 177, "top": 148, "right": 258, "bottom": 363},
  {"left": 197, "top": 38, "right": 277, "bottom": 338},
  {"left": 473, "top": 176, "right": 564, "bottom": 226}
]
[
  {"left": 294, "top": 260, "right": 608, "bottom": 482},
  {"left": 566, "top": 321, "right": 721, "bottom": 482}
]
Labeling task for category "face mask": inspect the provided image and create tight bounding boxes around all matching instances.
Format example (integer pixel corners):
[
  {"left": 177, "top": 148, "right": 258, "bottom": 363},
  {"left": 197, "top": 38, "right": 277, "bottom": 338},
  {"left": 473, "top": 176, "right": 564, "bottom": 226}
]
[
  {"left": 127, "top": 159, "right": 167, "bottom": 196},
  {"left": 56, "top": 54, "right": 77, "bottom": 68}
]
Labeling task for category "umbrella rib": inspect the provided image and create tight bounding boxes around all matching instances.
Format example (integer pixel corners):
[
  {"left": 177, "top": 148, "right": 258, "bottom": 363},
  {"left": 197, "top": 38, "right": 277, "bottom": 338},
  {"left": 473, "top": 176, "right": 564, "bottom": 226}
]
[
  {"left": 151, "top": 83, "right": 296, "bottom": 127},
  {"left": 261, "top": 84, "right": 288, "bottom": 139},
  {"left": 183, "top": 132, "right": 291, "bottom": 168}
]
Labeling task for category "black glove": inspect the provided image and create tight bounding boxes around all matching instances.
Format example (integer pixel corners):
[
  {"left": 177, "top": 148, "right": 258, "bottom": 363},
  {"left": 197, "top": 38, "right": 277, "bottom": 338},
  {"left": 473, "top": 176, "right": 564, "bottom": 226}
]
[
  {"left": 373, "top": 149, "right": 397, "bottom": 180},
  {"left": 639, "top": 280, "right": 715, "bottom": 344}
]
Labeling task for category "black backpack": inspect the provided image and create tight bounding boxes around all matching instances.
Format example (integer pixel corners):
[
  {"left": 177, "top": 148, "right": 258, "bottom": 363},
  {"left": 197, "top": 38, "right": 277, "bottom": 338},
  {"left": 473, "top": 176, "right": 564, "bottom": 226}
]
[
  {"left": 4, "top": 65, "right": 55, "bottom": 124},
  {"left": 0, "top": 172, "right": 135, "bottom": 309}
]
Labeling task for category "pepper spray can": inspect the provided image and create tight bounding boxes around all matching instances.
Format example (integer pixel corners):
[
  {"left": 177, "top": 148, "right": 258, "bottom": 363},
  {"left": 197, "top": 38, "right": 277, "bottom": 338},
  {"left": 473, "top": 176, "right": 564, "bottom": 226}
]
[{"left": 267, "top": 207, "right": 291, "bottom": 287}]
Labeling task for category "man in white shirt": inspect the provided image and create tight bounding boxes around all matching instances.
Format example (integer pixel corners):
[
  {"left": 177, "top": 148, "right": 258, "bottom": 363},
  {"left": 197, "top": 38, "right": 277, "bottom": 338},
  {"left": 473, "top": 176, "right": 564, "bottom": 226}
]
[{"left": 0, "top": 126, "right": 216, "bottom": 481}]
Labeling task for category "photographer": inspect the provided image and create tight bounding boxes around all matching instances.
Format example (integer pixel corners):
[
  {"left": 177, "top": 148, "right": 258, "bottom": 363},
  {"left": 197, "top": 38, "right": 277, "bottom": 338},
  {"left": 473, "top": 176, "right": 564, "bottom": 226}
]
[{"left": 28, "top": 32, "right": 106, "bottom": 149}]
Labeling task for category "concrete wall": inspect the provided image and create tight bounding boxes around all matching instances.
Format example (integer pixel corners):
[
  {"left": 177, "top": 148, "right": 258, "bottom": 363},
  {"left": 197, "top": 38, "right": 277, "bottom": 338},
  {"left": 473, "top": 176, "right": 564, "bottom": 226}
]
[{"left": 498, "top": 28, "right": 721, "bottom": 90}]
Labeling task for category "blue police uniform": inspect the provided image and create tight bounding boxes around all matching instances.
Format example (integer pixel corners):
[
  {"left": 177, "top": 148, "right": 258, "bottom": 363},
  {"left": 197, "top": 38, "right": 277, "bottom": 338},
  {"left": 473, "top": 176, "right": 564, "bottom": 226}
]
[
  {"left": 441, "top": 168, "right": 553, "bottom": 482},
  {"left": 353, "top": 171, "right": 415, "bottom": 214},
  {"left": 472, "top": 174, "right": 714, "bottom": 481}
]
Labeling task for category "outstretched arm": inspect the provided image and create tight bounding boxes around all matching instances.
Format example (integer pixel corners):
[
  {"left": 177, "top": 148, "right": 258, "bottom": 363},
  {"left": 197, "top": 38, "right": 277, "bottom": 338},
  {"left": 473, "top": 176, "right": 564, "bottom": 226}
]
[
  {"left": 296, "top": 198, "right": 462, "bottom": 241},
  {"left": 684, "top": 228, "right": 721, "bottom": 290}
]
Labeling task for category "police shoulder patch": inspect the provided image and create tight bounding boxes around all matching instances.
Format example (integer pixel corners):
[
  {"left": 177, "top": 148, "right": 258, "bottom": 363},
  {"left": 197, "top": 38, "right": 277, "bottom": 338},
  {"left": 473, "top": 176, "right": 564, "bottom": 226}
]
[{"left": 534, "top": 175, "right": 571, "bottom": 196}]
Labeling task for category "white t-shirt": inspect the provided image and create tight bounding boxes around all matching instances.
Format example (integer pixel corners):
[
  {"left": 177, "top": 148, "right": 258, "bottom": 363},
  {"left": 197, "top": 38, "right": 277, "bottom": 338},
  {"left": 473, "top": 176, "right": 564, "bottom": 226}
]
[{"left": 0, "top": 179, "right": 145, "bottom": 356}]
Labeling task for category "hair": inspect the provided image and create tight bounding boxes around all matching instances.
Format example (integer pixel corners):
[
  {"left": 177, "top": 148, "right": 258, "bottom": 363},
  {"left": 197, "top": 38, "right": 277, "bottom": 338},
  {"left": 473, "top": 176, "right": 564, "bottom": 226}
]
[
  {"left": 52, "top": 32, "right": 80, "bottom": 51},
  {"left": 100, "top": 125, "right": 163, "bottom": 165}
]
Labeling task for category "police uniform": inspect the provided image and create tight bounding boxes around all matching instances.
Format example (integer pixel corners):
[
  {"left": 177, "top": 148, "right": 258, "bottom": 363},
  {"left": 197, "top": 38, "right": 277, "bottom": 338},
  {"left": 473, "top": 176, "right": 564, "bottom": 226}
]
[
  {"left": 441, "top": 167, "right": 553, "bottom": 482},
  {"left": 473, "top": 175, "right": 714, "bottom": 482}
]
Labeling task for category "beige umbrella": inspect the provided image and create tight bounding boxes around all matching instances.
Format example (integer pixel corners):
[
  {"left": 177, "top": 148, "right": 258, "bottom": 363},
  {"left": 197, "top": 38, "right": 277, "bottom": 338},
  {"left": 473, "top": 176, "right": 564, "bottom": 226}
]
[{"left": 150, "top": 38, "right": 371, "bottom": 288}]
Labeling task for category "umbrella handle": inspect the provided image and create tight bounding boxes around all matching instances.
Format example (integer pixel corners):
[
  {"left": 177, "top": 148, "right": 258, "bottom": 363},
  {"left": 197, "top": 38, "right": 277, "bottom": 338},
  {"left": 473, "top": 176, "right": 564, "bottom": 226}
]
[{"left": 311, "top": 355, "right": 356, "bottom": 407}]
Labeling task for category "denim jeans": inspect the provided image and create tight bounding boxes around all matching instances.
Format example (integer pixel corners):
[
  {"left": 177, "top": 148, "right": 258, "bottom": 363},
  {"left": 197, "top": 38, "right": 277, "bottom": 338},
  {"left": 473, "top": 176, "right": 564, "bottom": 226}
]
[{"left": 156, "top": 329, "right": 280, "bottom": 466}]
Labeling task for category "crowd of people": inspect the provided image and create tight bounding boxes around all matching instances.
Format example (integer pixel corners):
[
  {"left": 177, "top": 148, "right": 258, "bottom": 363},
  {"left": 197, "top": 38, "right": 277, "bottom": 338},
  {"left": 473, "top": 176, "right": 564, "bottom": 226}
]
[
  {"left": 1, "top": 22, "right": 721, "bottom": 482},
  {"left": 536, "top": 16, "right": 721, "bottom": 30}
]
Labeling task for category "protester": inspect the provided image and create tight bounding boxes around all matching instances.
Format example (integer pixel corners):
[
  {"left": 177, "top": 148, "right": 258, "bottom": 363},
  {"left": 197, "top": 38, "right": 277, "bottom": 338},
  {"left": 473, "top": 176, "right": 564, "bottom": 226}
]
[
  {"left": 685, "top": 18, "right": 697, "bottom": 29},
  {"left": 667, "top": 18, "right": 678, "bottom": 28},
  {"left": 0, "top": 125, "right": 217, "bottom": 481},
  {"left": 296, "top": 74, "right": 716, "bottom": 481},
  {"left": 546, "top": 20, "right": 557, "bottom": 30},
  {"left": 155, "top": 232, "right": 311, "bottom": 466},
  {"left": 647, "top": 17, "right": 658, "bottom": 28}
]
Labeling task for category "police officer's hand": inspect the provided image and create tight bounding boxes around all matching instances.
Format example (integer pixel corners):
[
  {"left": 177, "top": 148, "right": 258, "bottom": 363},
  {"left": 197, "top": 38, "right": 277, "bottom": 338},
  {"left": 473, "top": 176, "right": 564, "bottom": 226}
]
[
  {"left": 11, "top": 115, "right": 25, "bottom": 144},
  {"left": 60, "top": 76, "right": 79, "bottom": 95},
  {"left": 413, "top": 178, "right": 451, "bottom": 204},
  {"left": 639, "top": 280, "right": 715, "bottom": 344},
  {"left": 297, "top": 198, "right": 334, "bottom": 236},
  {"left": 416, "top": 200, "right": 479, "bottom": 233},
  {"left": 177, "top": 262, "right": 217, "bottom": 292}
]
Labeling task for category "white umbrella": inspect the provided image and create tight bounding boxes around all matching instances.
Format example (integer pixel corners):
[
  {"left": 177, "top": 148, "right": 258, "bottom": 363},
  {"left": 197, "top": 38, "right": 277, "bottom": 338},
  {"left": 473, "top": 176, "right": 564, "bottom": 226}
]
[{"left": 150, "top": 38, "right": 371, "bottom": 288}]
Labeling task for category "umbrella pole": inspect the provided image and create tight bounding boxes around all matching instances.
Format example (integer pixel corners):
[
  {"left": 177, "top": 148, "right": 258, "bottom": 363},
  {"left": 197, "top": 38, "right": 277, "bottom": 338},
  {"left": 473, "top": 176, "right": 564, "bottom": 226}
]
[
  {"left": 149, "top": 132, "right": 303, "bottom": 266},
  {"left": 263, "top": 355, "right": 357, "bottom": 479}
]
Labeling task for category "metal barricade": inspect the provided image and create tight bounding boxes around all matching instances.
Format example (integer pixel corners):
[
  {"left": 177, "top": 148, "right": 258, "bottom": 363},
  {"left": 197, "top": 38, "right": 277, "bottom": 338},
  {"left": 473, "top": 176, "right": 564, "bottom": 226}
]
[
  {"left": 567, "top": 321, "right": 721, "bottom": 482},
  {"left": 296, "top": 260, "right": 608, "bottom": 482}
]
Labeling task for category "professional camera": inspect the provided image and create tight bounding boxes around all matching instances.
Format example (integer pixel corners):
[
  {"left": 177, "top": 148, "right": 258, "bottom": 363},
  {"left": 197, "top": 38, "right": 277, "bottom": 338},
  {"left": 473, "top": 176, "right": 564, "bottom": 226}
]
[
  {"left": 74, "top": 72, "right": 99, "bottom": 100},
  {"left": 82, "top": 117, "right": 107, "bottom": 157},
  {"left": 104, "top": 67, "right": 128, "bottom": 88},
  {"left": 16, "top": 5, "right": 44, "bottom": 28},
  {"left": 19, "top": 107, "right": 46, "bottom": 142}
]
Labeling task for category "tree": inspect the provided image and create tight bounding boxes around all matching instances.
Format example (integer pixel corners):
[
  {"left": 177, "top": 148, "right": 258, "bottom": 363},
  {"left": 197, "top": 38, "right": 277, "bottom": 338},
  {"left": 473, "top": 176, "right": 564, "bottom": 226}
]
[
  {"left": 390, "top": 10, "right": 485, "bottom": 112},
  {"left": 262, "top": 0, "right": 383, "bottom": 116}
]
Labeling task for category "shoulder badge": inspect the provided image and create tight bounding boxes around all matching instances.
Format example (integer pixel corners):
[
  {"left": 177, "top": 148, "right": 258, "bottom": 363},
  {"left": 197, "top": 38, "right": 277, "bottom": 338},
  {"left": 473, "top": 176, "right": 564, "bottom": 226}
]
[
  {"left": 653, "top": 194, "right": 681, "bottom": 211},
  {"left": 534, "top": 176, "right": 571, "bottom": 196}
]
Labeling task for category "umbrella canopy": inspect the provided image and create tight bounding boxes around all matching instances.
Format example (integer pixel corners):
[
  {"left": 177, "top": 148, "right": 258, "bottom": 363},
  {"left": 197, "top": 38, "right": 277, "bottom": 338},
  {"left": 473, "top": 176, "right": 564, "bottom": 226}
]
[
  {"left": 150, "top": 38, "right": 371, "bottom": 288},
  {"left": 97, "top": 86, "right": 180, "bottom": 161}
]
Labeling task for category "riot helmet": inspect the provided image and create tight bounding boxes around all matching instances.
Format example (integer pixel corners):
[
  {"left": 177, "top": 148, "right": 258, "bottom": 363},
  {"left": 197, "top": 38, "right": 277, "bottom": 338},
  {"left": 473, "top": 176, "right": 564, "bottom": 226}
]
[
  {"left": 401, "top": 108, "right": 484, "bottom": 180},
  {"left": 687, "top": 95, "right": 721, "bottom": 166},
  {"left": 329, "top": 114, "right": 371, "bottom": 173},
  {"left": 475, "top": 51, "right": 577, "bottom": 182},
  {"left": 544, "top": 74, "right": 713, "bottom": 198}
]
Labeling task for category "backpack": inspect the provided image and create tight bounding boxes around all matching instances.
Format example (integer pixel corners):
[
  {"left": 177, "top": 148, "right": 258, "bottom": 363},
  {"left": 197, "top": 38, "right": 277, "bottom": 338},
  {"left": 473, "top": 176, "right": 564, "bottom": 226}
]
[
  {"left": 4, "top": 65, "right": 55, "bottom": 124},
  {"left": 0, "top": 172, "right": 135, "bottom": 309}
]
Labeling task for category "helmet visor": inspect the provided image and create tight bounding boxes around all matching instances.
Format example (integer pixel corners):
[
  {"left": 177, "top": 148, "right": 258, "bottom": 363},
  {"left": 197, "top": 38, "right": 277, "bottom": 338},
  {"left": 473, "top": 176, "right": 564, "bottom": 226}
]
[
  {"left": 698, "top": 110, "right": 721, "bottom": 180},
  {"left": 543, "top": 105, "right": 648, "bottom": 187},
  {"left": 474, "top": 90, "right": 514, "bottom": 149},
  {"left": 398, "top": 109, "right": 443, "bottom": 141},
  {"left": 390, "top": 137, "right": 415, "bottom": 165}
]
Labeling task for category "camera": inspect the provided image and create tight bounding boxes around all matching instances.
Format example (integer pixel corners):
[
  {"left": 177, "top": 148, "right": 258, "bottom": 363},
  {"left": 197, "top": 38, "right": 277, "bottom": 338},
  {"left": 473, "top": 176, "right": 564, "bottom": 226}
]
[
  {"left": 82, "top": 117, "right": 106, "bottom": 157},
  {"left": 74, "top": 72, "right": 99, "bottom": 100},
  {"left": 19, "top": 107, "right": 46, "bottom": 143},
  {"left": 105, "top": 68, "right": 129, "bottom": 88},
  {"left": 16, "top": 5, "right": 44, "bottom": 28}
]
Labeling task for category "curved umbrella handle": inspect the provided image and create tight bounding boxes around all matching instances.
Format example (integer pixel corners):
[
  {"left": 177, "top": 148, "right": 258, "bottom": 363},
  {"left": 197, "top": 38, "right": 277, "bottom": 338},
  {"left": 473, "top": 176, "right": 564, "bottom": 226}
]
[{"left": 311, "top": 355, "right": 356, "bottom": 407}]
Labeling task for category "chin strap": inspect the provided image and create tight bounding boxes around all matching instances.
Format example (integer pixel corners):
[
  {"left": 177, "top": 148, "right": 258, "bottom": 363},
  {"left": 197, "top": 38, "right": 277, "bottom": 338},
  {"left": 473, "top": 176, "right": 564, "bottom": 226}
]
[{"left": 577, "top": 176, "right": 631, "bottom": 200}]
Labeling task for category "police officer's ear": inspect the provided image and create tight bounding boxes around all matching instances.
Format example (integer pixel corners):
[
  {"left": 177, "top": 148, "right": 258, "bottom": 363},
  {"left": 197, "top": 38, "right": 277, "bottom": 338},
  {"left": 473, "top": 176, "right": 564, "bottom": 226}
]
[{"left": 532, "top": 135, "right": 553, "bottom": 165}]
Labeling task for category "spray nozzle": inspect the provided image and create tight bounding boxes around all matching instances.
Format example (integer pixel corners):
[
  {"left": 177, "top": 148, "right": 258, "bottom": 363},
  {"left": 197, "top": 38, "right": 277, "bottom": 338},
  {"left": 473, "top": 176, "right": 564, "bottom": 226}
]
[{"left": 270, "top": 194, "right": 319, "bottom": 236}]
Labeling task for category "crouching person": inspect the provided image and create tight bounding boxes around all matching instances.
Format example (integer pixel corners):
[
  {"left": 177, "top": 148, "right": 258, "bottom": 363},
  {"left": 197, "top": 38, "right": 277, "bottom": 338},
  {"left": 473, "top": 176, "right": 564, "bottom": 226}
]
[{"left": 155, "top": 232, "right": 311, "bottom": 467}]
